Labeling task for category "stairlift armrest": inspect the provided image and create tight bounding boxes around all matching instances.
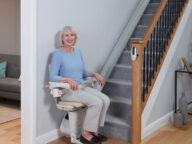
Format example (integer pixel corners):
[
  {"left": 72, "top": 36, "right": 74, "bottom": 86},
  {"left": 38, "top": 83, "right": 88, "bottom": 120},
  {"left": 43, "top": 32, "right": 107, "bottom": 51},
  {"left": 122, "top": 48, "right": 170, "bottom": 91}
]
[
  {"left": 49, "top": 77, "right": 97, "bottom": 98},
  {"left": 83, "top": 77, "right": 97, "bottom": 83},
  {"left": 49, "top": 82, "right": 70, "bottom": 89},
  {"left": 49, "top": 77, "right": 97, "bottom": 89}
]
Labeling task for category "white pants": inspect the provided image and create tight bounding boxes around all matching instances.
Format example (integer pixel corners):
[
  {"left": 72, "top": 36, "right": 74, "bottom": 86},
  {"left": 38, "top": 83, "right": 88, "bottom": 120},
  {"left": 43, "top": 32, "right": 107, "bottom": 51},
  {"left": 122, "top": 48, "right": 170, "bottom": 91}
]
[{"left": 61, "top": 87, "right": 110, "bottom": 132}]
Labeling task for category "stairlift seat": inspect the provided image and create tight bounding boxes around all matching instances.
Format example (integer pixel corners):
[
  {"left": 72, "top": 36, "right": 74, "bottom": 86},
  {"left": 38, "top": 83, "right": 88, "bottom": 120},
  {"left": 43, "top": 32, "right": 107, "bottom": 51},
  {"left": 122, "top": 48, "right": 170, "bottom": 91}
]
[{"left": 57, "top": 101, "right": 87, "bottom": 111}]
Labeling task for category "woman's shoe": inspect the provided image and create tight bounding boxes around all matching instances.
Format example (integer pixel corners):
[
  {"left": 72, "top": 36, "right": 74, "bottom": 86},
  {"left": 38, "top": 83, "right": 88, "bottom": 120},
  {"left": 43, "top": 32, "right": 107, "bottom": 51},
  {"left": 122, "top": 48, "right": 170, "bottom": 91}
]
[
  {"left": 80, "top": 135, "right": 101, "bottom": 144},
  {"left": 91, "top": 133, "right": 107, "bottom": 142}
]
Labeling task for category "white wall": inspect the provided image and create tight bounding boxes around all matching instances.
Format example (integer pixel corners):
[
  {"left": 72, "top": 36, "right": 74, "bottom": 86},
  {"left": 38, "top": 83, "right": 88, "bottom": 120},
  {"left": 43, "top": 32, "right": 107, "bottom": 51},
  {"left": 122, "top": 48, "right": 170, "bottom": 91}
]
[
  {"left": 145, "top": 5, "right": 192, "bottom": 127},
  {"left": 0, "top": 0, "right": 20, "bottom": 55},
  {"left": 36, "top": 0, "right": 140, "bottom": 136}
]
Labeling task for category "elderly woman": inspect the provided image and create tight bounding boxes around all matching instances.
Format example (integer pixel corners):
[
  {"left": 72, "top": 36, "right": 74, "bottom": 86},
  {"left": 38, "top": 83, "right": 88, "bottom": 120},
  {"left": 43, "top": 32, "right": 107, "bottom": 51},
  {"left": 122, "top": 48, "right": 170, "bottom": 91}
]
[{"left": 50, "top": 26, "right": 110, "bottom": 144}]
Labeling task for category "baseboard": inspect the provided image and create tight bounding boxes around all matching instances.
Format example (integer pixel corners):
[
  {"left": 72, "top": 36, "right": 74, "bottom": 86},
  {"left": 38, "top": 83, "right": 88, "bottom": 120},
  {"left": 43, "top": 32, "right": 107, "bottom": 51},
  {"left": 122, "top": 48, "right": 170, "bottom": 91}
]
[
  {"left": 35, "top": 128, "right": 63, "bottom": 144},
  {"left": 142, "top": 111, "right": 173, "bottom": 139}
]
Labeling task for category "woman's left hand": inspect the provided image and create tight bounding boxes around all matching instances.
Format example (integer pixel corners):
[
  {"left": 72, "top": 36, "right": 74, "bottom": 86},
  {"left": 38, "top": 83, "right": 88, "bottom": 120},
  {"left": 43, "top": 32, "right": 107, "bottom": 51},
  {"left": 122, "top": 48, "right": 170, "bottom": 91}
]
[{"left": 94, "top": 73, "right": 104, "bottom": 86}]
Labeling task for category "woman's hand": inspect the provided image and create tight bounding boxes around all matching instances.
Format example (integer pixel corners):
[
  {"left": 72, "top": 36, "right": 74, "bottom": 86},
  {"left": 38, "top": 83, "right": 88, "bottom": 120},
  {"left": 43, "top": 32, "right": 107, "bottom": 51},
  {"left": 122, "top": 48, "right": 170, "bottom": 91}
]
[
  {"left": 88, "top": 72, "right": 104, "bottom": 86},
  {"left": 94, "top": 73, "right": 104, "bottom": 86},
  {"left": 60, "top": 77, "right": 78, "bottom": 91}
]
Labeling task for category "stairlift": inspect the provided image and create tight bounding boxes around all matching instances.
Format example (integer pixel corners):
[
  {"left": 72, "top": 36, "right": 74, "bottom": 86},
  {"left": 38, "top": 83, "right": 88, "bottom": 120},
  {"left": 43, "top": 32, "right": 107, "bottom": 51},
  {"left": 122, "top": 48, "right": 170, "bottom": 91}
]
[{"left": 48, "top": 78, "right": 96, "bottom": 144}]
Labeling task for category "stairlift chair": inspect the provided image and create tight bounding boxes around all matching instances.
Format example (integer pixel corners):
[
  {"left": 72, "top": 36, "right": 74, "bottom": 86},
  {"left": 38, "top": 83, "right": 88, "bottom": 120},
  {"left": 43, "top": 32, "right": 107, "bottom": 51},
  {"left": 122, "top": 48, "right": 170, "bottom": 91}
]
[{"left": 49, "top": 78, "right": 96, "bottom": 144}]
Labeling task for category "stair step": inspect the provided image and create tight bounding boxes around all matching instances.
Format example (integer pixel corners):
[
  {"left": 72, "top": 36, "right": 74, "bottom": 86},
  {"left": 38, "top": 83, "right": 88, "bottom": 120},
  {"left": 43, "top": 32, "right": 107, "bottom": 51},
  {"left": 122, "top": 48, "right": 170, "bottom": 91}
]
[
  {"left": 117, "top": 50, "right": 131, "bottom": 65},
  {"left": 105, "top": 114, "right": 129, "bottom": 127},
  {"left": 139, "top": 14, "right": 154, "bottom": 26},
  {"left": 107, "top": 98, "right": 131, "bottom": 123},
  {"left": 109, "top": 64, "right": 132, "bottom": 81},
  {"left": 110, "top": 96, "right": 131, "bottom": 105},
  {"left": 107, "top": 78, "right": 131, "bottom": 86},
  {"left": 144, "top": 3, "right": 159, "bottom": 14},
  {"left": 115, "top": 64, "right": 131, "bottom": 69},
  {"left": 132, "top": 25, "right": 148, "bottom": 38},
  {"left": 150, "top": 0, "right": 161, "bottom": 3},
  {"left": 100, "top": 114, "right": 130, "bottom": 141},
  {"left": 102, "top": 79, "right": 132, "bottom": 98}
]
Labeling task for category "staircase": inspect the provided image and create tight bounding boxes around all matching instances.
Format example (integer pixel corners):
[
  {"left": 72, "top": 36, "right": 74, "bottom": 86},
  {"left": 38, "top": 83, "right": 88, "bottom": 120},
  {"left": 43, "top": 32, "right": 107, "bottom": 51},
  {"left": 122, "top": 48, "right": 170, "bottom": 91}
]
[
  {"left": 100, "top": 0, "right": 188, "bottom": 142},
  {"left": 99, "top": 0, "right": 161, "bottom": 141}
]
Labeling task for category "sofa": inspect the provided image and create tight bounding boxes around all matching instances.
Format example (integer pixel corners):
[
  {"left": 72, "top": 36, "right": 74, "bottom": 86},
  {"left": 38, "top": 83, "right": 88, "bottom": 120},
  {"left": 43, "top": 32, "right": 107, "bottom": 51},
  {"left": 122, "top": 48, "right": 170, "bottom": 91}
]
[{"left": 0, "top": 54, "right": 20, "bottom": 101}]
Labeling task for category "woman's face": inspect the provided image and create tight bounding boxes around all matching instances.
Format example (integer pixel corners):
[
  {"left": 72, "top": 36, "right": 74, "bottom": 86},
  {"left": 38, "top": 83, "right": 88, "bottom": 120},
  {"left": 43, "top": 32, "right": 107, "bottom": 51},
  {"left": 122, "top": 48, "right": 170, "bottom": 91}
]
[{"left": 62, "top": 30, "right": 76, "bottom": 47}]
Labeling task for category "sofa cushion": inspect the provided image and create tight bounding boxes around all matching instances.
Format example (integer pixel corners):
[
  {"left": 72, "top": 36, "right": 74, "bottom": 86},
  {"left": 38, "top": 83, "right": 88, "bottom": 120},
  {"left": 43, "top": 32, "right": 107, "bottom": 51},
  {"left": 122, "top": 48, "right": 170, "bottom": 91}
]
[
  {"left": 0, "top": 61, "right": 7, "bottom": 78},
  {"left": 0, "top": 78, "right": 20, "bottom": 93},
  {"left": 0, "top": 54, "right": 20, "bottom": 78}
]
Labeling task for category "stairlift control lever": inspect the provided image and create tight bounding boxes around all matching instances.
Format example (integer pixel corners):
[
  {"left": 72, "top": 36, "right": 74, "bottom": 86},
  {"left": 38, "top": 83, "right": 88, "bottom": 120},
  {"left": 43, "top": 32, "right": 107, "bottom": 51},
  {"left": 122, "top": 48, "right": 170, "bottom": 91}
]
[{"left": 131, "top": 47, "right": 138, "bottom": 61}]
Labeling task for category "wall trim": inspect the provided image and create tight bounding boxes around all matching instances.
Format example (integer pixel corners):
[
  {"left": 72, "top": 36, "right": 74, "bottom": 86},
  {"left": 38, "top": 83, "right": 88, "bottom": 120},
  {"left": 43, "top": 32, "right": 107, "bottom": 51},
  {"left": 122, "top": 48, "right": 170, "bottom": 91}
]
[
  {"left": 142, "top": 111, "right": 173, "bottom": 139},
  {"left": 21, "top": 0, "right": 37, "bottom": 143},
  {"left": 96, "top": 0, "right": 150, "bottom": 90},
  {"left": 142, "top": 0, "right": 192, "bottom": 138},
  {"left": 36, "top": 129, "right": 64, "bottom": 144}
]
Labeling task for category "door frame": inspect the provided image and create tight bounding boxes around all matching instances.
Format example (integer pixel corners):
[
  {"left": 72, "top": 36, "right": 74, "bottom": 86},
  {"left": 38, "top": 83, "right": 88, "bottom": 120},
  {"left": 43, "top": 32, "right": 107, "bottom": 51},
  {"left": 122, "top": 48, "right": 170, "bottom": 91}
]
[{"left": 21, "top": 0, "right": 37, "bottom": 143}]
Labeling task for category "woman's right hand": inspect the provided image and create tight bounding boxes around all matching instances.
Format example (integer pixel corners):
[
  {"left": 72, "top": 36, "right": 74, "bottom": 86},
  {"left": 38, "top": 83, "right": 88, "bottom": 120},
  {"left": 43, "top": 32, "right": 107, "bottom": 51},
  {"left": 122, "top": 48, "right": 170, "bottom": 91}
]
[{"left": 60, "top": 77, "right": 78, "bottom": 91}]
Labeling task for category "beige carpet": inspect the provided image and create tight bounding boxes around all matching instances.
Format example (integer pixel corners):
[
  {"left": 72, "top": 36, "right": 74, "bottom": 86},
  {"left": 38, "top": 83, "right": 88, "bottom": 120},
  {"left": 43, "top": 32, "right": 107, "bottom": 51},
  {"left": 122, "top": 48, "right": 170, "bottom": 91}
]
[{"left": 0, "top": 100, "right": 20, "bottom": 124}]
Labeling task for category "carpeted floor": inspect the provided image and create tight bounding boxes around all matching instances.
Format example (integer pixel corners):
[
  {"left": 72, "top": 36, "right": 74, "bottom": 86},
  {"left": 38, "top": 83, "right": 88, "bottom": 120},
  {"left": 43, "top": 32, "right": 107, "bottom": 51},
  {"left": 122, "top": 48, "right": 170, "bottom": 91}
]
[{"left": 0, "top": 99, "right": 20, "bottom": 124}]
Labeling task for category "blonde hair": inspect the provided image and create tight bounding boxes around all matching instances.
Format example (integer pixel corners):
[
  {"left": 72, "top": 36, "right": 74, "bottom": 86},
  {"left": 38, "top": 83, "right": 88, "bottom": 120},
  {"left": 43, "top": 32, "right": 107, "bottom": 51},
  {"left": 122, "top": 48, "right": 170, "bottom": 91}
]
[{"left": 60, "top": 26, "right": 77, "bottom": 46}]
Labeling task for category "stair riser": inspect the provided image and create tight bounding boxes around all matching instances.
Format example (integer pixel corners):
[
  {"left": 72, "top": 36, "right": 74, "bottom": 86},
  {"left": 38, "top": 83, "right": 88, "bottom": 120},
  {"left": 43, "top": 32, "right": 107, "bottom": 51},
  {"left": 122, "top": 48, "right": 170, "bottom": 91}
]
[
  {"left": 139, "top": 14, "right": 153, "bottom": 26},
  {"left": 150, "top": 0, "right": 161, "bottom": 3},
  {"left": 109, "top": 66, "right": 132, "bottom": 81},
  {"left": 117, "top": 52, "right": 131, "bottom": 65},
  {"left": 132, "top": 26, "right": 147, "bottom": 38},
  {"left": 107, "top": 101, "right": 131, "bottom": 122},
  {"left": 99, "top": 123, "right": 130, "bottom": 141},
  {"left": 144, "top": 3, "right": 159, "bottom": 14},
  {"left": 102, "top": 82, "right": 132, "bottom": 98}
]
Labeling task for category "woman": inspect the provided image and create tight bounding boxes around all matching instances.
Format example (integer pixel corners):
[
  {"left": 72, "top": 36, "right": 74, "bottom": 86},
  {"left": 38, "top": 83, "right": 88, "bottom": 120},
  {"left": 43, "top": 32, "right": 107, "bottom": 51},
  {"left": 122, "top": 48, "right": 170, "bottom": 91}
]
[{"left": 50, "top": 26, "right": 110, "bottom": 144}]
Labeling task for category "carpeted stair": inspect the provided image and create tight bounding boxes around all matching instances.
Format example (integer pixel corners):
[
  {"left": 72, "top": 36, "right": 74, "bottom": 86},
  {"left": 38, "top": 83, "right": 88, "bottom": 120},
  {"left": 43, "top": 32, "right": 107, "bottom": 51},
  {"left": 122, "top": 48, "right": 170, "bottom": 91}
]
[{"left": 99, "top": 0, "right": 161, "bottom": 141}]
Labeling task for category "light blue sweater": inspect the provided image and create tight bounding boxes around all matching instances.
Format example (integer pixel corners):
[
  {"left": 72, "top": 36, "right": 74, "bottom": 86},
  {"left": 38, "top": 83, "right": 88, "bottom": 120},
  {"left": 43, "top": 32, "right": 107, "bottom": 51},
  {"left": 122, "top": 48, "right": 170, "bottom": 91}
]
[{"left": 50, "top": 48, "right": 88, "bottom": 84}]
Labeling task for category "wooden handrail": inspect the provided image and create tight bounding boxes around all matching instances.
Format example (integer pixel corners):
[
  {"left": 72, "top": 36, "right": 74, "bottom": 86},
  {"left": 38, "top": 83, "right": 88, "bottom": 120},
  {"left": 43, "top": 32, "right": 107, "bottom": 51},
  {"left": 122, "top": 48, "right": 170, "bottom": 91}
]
[{"left": 130, "top": 0, "right": 189, "bottom": 144}]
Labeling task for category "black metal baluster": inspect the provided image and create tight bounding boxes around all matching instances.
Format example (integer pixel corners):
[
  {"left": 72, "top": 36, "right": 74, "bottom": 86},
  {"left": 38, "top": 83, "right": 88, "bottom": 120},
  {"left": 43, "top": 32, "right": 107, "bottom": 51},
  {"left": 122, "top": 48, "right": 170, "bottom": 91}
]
[
  {"left": 150, "top": 32, "right": 153, "bottom": 82},
  {"left": 142, "top": 47, "right": 146, "bottom": 101},
  {"left": 149, "top": 35, "right": 151, "bottom": 86},
  {"left": 152, "top": 26, "right": 155, "bottom": 78},
  {"left": 162, "top": 9, "right": 166, "bottom": 52},
  {"left": 156, "top": 20, "right": 159, "bottom": 71},
  {"left": 146, "top": 42, "right": 149, "bottom": 93}
]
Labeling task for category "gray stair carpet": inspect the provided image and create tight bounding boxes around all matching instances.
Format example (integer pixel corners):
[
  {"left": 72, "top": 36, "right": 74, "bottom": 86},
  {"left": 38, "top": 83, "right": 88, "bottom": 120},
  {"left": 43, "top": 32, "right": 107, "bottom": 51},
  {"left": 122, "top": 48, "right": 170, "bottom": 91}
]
[{"left": 100, "top": 0, "right": 161, "bottom": 141}]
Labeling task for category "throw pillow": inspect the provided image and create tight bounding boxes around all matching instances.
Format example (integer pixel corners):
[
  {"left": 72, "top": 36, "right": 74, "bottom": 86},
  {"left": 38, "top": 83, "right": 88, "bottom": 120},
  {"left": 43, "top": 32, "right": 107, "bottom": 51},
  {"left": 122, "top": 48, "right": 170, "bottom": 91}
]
[{"left": 0, "top": 61, "right": 7, "bottom": 78}]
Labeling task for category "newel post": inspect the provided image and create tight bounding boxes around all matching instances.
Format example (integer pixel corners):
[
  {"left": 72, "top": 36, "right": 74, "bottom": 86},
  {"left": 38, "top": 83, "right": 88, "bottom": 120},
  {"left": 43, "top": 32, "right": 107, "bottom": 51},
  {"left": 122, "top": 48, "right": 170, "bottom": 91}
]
[{"left": 130, "top": 42, "right": 143, "bottom": 144}]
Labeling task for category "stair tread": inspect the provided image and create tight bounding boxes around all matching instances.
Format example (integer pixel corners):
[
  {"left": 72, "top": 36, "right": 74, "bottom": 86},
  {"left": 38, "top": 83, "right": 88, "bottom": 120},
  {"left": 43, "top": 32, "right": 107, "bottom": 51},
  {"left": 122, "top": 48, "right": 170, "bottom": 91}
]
[
  {"left": 148, "top": 3, "right": 160, "bottom": 5},
  {"left": 115, "top": 64, "right": 132, "bottom": 69},
  {"left": 137, "top": 25, "right": 148, "bottom": 28},
  {"left": 106, "top": 78, "right": 132, "bottom": 86},
  {"left": 105, "top": 114, "right": 130, "bottom": 127},
  {"left": 129, "top": 37, "right": 142, "bottom": 41},
  {"left": 110, "top": 96, "right": 131, "bottom": 105}
]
